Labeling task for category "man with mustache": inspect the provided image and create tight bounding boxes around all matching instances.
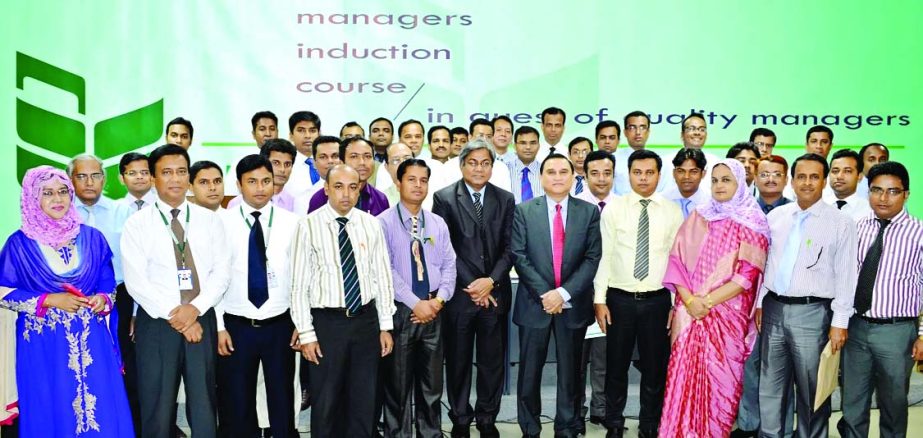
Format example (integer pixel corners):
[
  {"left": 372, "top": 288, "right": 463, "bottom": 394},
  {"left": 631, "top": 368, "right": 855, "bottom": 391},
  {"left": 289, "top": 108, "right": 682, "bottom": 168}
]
[
  {"left": 307, "top": 137, "right": 390, "bottom": 216},
  {"left": 823, "top": 149, "right": 872, "bottom": 221}
]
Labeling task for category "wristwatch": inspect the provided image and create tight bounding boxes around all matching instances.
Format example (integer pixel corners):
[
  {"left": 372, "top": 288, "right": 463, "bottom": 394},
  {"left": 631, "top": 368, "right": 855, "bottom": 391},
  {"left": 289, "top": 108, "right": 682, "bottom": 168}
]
[{"left": 433, "top": 296, "right": 445, "bottom": 306}]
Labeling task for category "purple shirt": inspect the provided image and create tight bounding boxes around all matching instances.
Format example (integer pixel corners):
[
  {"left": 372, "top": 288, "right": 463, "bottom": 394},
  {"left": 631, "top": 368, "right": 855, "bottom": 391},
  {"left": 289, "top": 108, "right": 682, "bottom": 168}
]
[
  {"left": 855, "top": 209, "right": 923, "bottom": 334},
  {"left": 307, "top": 183, "right": 390, "bottom": 216},
  {"left": 378, "top": 203, "right": 457, "bottom": 308}
]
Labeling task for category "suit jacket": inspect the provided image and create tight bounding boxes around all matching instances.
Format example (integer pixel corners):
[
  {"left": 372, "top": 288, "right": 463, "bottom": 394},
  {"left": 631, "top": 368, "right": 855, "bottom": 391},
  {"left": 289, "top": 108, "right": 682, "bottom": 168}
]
[
  {"left": 511, "top": 195, "right": 601, "bottom": 329},
  {"left": 432, "top": 180, "right": 515, "bottom": 314}
]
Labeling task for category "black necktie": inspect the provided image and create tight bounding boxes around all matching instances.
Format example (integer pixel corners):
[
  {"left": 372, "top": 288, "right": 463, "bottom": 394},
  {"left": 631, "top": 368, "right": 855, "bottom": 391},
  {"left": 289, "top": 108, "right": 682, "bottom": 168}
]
[
  {"left": 836, "top": 200, "right": 847, "bottom": 210},
  {"left": 598, "top": 201, "right": 606, "bottom": 211},
  {"left": 247, "top": 211, "right": 269, "bottom": 307},
  {"left": 135, "top": 199, "right": 144, "bottom": 211},
  {"left": 337, "top": 217, "right": 362, "bottom": 313},
  {"left": 854, "top": 218, "right": 891, "bottom": 315},
  {"left": 473, "top": 192, "right": 484, "bottom": 224}
]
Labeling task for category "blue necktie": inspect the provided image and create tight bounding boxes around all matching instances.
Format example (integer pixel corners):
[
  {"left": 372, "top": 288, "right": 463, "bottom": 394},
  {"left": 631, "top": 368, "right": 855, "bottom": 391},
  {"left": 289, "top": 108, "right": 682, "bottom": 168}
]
[
  {"left": 680, "top": 198, "right": 692, "bottom": 219},
  {"left": 774, "top": 211, "right": 809, "bottom": 294},
  {"left": 410, "top": 216, "right": 430, "bottom": 299},
  {"left": 307, "top": 158, "right": 320, "bottom": 184},
  {"left": 521, "top": 167, "right": 534, "bottom": 202},
  {"left": 247, "top": 212, "right": 269, "bottom": 307},
  {"left": 337, "top": 217, "right": 362, "bottom": 313},
  {"left": 575, "top": 176, "right": 584, "bottom": 195}
]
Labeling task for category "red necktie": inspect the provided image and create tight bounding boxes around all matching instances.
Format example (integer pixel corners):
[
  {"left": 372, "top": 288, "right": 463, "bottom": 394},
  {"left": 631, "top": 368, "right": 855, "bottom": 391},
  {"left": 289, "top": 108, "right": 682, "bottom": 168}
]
[{"left": 553, "top": 204, "right": 565, "bottom": 288}]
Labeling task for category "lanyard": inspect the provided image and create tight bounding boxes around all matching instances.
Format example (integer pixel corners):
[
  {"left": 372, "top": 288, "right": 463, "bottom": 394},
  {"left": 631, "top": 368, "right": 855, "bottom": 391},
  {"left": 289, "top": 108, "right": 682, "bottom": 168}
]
[
  {"left": 396, "top": 204, "right": 426, "bottom": 241},
  {"left": 155, "top": 202, "right": 190, "bottom": 267},
  {"left": 240, "top": 205, "right": 275, "bottom": 250}
]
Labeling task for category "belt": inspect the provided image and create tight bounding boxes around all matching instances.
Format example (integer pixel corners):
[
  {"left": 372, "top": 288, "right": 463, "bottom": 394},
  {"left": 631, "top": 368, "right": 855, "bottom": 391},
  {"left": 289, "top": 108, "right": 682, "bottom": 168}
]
[
  {"left": 766, "top": 290, "right": 831, "bottom": 305},
  {"left": 858, "top": 315, "right": 917, "bottom": 325},
  {"left": 313, "top": 300, "right": 376, "bottom": 318},
  {"left": 224, "top": 311, "right": 291, "bottom": 328},
  {"left": 608, "top": 287, "right": 669, "bottom": 300}
]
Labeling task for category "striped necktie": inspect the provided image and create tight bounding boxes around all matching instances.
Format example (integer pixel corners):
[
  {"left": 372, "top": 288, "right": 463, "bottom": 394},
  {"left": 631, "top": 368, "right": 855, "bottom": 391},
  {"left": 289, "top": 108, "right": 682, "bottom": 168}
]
[
  {"left": 336, "top": 217, "right": 362, "bottom": 313},
  {"left": 473, "top": 192, "right": 484, "bottom": 224},
  {"left": 575, "top": 176, "right": 584, "bottom": 195},
  {"left": 633, "top": 199, "right": 651, "bottom": 280}
]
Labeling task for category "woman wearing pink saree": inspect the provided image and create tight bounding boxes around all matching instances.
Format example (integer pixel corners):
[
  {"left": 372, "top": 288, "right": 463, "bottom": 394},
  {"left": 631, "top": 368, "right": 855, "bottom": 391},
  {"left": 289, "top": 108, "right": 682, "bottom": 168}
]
[{"left": 658, "top": 159, "right": 770, "bottom": 437}]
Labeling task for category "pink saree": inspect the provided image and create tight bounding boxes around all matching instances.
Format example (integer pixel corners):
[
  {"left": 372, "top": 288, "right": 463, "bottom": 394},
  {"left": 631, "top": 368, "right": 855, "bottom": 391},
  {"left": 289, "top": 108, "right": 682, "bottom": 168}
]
[{"left": 658, "top": 212, "right": 768, "bottom": 437}]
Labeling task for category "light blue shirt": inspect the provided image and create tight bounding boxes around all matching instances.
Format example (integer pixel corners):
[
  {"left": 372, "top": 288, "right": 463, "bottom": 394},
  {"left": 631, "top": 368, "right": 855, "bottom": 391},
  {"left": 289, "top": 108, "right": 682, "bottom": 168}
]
[
  {"left": 545, "top": 195, "right": 571, "bottom": 307},
  {"left": 465, "top": 182, "right": 485, "bottom": 206},
  {"left": 507, "top": 158, "right": 544, "bottom": 203},
  {"left": 76, "top": 196, "right": 132, "bottom": 283}
]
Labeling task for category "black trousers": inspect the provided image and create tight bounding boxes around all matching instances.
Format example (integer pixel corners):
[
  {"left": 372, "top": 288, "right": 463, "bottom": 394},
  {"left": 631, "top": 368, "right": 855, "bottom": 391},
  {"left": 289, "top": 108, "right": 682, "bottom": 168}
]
[
  {"left": 217, "top": 312, "right": 297, "bottom": 438},
  {"left": 115, "top": 283, "right": 141, "bottom": 437},
  {"left": 604, "top": 290, "right": 671, "bottom": 432},
  {"left": 442, "top": 306, "right": 505, "bottom": 427},
  {"left": 382, "top": 305, "right": 443, "bottom": 438},
  {"left": 516, "top": 317, "right": 587, "bottom": 437},
  {"left": 135, "top": 308, "right": 218, "bottom": 438},
  {"left": 309, "top": 304, "right": 381, "bottom": 438}
]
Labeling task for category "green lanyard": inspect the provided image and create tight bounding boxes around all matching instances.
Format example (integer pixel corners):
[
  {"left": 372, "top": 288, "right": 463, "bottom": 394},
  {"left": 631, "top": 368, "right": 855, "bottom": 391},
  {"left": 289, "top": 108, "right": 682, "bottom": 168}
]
[
  {"left": 239, "top": 205, "right": 274, "bottom": 250},
  {"left": 155, "top": 202, "right": 190, "bottom": 267}
]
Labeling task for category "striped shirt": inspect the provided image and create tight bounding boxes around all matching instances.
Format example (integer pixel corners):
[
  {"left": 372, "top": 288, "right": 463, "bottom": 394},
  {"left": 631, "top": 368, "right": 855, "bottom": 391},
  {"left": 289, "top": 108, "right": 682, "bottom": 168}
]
[
  {"left": 378, "top": 203, "right": 457, "bottom": 308},
  {"left": 855, "top": 209, "right": 923, "bottom": 334},
  {"left": 290, "top": 204, "right": 396, "bottom": 344},
  {"left": 758, "top": 200, "right": 858, "bottom": 328},
  {"left": 507, "top": 158, "right": 544, "bottom": 204}
]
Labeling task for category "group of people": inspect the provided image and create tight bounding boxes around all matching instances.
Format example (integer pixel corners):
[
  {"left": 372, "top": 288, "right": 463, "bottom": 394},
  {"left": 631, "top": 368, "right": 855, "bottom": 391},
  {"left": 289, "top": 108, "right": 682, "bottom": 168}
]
[{"left": 0, "top": 107, "right": 919, "bottom": 438}]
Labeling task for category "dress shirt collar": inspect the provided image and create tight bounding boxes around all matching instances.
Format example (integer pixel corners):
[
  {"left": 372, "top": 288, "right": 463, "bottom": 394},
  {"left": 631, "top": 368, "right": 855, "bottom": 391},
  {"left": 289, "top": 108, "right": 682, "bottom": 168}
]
[
  {"left": 834, "top": 190, "right": 865, "bottom": 207},
  {"left": 319, "top": 203, "right": 356, "bottom": 223},
  {"left": 397, "top": 202, "right": 424, "bottom": 225},
  {"left": 793, "top": 198, "right": 827, "bottom": 217},
  {"left": 78, "top": 195, "right": 113, "bottom": 211},
  {"left": 155, "top": 199, "right": 191, "bottom": 219},
  {"left": 465, "top": 182, "right": 485, "bottom": 202},
  {"left": 238, "top": 199, "right": 273, "bottom": 217},
  {"left": 626, "top": 190, "right": 665, "bottom": 207},
  {"left": 863, "top": 208, "right": 909, "bottom": 226},
  {"left": 515, "top": 157, "right": 540, "bottom": 172},
  {"left": 545, "top": 195, "right": 569, "bottom": 213}
]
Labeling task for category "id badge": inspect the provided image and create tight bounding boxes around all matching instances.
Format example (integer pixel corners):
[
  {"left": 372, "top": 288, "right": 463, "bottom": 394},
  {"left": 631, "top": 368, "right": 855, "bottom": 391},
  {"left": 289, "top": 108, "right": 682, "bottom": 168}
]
[
  {"left": 177, "top": 268, "right": 194, "bottom": 290},
  {"left": 267, "top": 267, "right": 279, "bottom": 289}
]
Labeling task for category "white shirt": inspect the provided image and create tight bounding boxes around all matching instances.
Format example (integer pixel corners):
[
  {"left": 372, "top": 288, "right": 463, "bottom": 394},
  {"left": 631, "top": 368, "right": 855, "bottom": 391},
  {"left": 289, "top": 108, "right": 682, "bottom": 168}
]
[
  {"left": 660, "top": 184, "right": 711, "bottom": 218},
  {"left": 293, "top": 179, "right": 325, "bottom": 216},
  {"left": 216, "top": 202, "right": 300, "bottom": 331},
  {"left": 823, "top": 188, "right": 873, "bottom": 222},
  {"left": 118, "top": 190, "right": 158, "bottom": 213},
  {"left": 538, "top": 138, "right": 563, "bottom": 161},
  {"left": 120, "top": 200, "right": 231, "bottom": 319},
  {"left": 290, "top": 205, "right": 397, "bottom": 344},
  {"left": 284, "top": 152, "right": 318, "bottom": 199}
]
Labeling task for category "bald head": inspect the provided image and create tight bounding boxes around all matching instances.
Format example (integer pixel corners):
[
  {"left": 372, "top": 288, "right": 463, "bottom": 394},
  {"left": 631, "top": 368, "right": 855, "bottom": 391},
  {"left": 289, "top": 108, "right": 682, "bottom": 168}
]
[{"left": 325, "top": 164, "right": 361, "bottom": 215}]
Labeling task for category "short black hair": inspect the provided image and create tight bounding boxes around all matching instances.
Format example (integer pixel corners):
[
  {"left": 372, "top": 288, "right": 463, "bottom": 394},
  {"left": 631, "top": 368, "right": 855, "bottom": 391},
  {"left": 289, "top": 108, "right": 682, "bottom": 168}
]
[
  {"left": 749, "top": 127, "right": 776, "bottom": 142},
  {"left": 119, "top": 152, "right": 149, "bottom": 174},
  {"left": 806, "top": 125, "right": 834, "bottom": 142},
  {"left": 623, "top": 110, "right": 650, "bottom": 127},
  {"left": 680, "top": 113, "right": 706, "bottom": 133},
  {"left": 396, "top": 158, "right": 431, "bottom": 181},
  {"left": 288, "top": 111, "right": 321, "bottom": 132},
  {"left": 469, "top": 118, "right": 492, "bottom": 135},
  {"left": 627, "top": 149, "right": 662, "bottom": 172},
  {"left": 251, "top": 111, "right": 277, "bottom": 131},
  {"left": 339, "top": 137, "right": 373, "bottom": 160},
  {"left": 672, "top": 148, "right": 707, "bottom": 170},
  {"left": 830, "top": 148, "right": 863, "bottom": 173},
  {"left": 235, "top": 154, "right": 274, "bottom": 182},
  {"left": 867, "top": 161, "right": 909, "bottom": 190},
  {"left": 568, "top": 136, "right": 594, "bottom": 154},
  {"left": 541, "top": 107, "right": 566, "bottom": 124},
  {"left": 514, "top": 125, "right": 540, "bottom": 142},
  {"left": 540, "top": 153, "right": 574, "bottom": 174},
  {"left": 450, "top": 126, "right": 469, "bottom": 137},
  {"left": 491, "top": 115, "right": 513, "bottom": 132},
  {"left": 791, "top": 153, "right": 830, "bottom": 178},
  {"left": 583, "top": 150, "right": 615, "bottom": 174},
  {"left": 339, "top": 121, "right": 364, "bottom": 138},
  {"left": 189, "top": 160, "right": 223, "bottom": 182},
  {"left": 427, "top": 125, "right": 450, "bottom": 144},
  {"left": 149, "top": 144, "right": 190, "bottom": 174},
  {"left": 368, "top": 117, "right": 393, "bottom": 133},
  {"left": 595, "top": 120, "right": 621, "bottom": 139},
  {"left": 165, "top": 117, "right": 194, "bottom": 139},
  {"left": 398, "top": 119, "right": 424, "bottom": 137},
  {"left": 859, "top": 143, "right": 889, "bottom": 160},
  {"left": 312, "top": 135, "right": 342, "bottom": 158},
  {"left": 260, "top": 138, "right": 297, "bottom": 162},
  {"left": 726, "top": 142, "right": 761, "bottom": 159}
]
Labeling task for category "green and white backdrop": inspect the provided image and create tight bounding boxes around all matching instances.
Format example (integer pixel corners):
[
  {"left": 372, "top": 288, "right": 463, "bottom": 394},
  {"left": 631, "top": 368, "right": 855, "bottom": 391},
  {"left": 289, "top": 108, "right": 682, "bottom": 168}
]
[{"left": 2, "top": 0, "right": 921, "bottom": 236}]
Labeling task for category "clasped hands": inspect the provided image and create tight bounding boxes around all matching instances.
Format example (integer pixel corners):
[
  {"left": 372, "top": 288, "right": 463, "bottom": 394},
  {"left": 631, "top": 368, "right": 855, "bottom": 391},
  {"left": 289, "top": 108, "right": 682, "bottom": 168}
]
[
  {"left": 43, "top": 292, "right": 108, "bottom": 314},
  {"left": 541, "top": 289, "right": 565, "bottom": 315},
  {"left": 684, "top": 295, "right": 710, "bottom": 320},
  {"left": 411, "top": 298, "right": 443, "bottom": 324},
  {"left": 169, "top": 304, "right": 202, "bottom": 344},
  {"left": 464, "top": 277, "right": 496, "bottom": 308}
]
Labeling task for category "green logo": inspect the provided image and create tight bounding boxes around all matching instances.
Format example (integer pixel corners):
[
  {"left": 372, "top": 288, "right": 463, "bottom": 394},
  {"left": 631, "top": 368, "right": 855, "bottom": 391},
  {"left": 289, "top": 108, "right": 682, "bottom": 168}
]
[{"left": 16, "top": 52, "right": 163, "bottom": 198}]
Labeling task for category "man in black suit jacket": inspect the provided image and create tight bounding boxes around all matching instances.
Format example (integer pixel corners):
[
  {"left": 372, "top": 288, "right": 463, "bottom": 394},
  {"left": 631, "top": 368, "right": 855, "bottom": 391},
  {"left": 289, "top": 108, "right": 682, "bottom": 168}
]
[
  {"left": 432, "top": 140, "right": 515, "bottom": 438},
  {"left": 511, "top": 153, "right": 602, "bottom": 438}
]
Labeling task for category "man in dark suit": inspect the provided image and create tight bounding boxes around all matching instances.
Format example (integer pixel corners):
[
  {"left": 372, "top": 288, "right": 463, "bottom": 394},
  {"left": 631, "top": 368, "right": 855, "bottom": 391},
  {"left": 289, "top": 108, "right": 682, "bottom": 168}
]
[
  {"left": 511, "top": 153, "right": 602, "bottom": 438},
  {"left": 432, "top": 139, "right": 515, "bottom": 438}
]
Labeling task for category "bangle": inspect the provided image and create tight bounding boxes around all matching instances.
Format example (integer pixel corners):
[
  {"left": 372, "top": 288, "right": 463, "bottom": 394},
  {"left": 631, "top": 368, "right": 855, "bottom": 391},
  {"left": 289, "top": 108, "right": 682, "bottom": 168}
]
[
  {"left": 705, "top": 294, "right": 714, "bottom": 309},
  {"left": 682, "top": 295, "right": 694, "bottom": 306}
]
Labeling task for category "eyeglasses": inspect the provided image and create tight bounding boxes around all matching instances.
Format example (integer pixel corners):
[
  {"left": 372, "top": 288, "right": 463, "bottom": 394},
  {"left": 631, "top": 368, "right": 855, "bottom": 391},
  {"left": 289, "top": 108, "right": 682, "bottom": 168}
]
[
  {"left": 124, "top": 170, "right": 150, "bottom": 177},
  {"left": 464, "top": 160, "right": 493, "bottom": 169},
  {"left": 388, "top": 157, "right": 412, "bottom": 165},
  {"left": 41, "top": 188, "right": 70, "bottom": 199},
  {"left": 683, "top": 126, "right": 707, "bottom": 133},
  {"left": 74, "top": 173, "right": 104, "bottom": 182},
  {"left": 758, "top": 172, "right": 784, "bottom": 180},
  {"left": 869, "top": 187, "right": 906, "bottom": 197}
]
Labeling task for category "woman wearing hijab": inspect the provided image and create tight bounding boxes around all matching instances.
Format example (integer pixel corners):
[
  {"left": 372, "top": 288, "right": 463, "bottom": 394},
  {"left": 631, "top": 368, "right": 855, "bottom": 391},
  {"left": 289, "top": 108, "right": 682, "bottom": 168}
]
[
  {"left": 0, "top": 166, "right": 133, "bottom": 437},
  {"left": 658, "top": 159, "right": 770, "bottom": 437}
]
